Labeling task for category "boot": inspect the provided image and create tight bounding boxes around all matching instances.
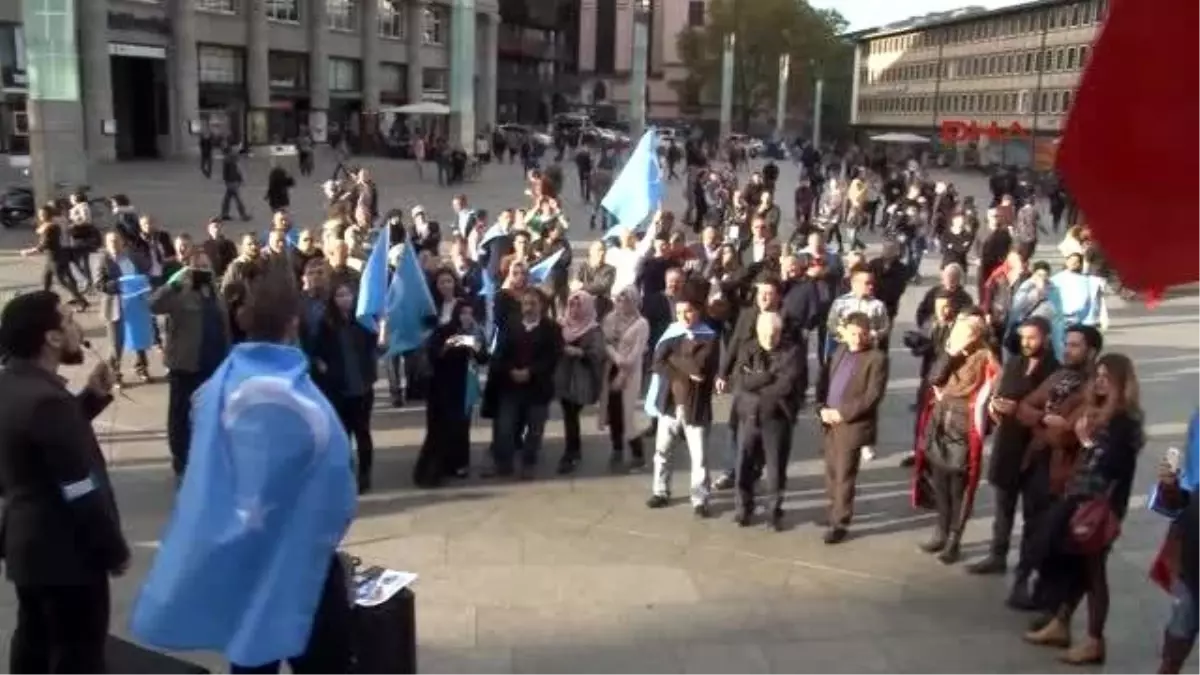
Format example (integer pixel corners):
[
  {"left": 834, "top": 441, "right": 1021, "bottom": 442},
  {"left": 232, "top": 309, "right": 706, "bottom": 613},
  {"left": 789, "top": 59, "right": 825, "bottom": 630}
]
[
  {"left": 967, "top": 552, "right": 1008, "bottom": 575},
  {"left": 1006, "top": 574, "right": 1038, "bottom": 611},
  {"left": 919, "top": 526, "right": 947, "bottom": 554},
  {"left": 937, "top": 532, "right": 963, "bottom": 565},
  {"left": 1059, "top": 636, "right": 1105, "bottom": 665},
  {"left": 1157, "top": 632, "right": 1196, "bottom": 674},
  {"left": 1023, "top": 616, "right": 1071, "bottom": 648}
]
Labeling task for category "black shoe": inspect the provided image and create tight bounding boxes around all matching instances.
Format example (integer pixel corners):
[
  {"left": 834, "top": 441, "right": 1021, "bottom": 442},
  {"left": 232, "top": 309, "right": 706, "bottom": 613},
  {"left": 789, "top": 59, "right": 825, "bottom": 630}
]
[
  {"left": 1007, "top": 578, "right": 1039, "bottom": 611},
  {"left": 556, "top": 456, "right": 579, "bottom": 475},
  {"left": 357, "top": 472, "right": 372, "bottom": 495},
  {"left": 734, "top": 510, "right": 752, "bottom": 527},
  {"left": 824, "top": 526, "right": 849, "bottom": 545},
  {"left": 712, "top": 473, "right": 734, "bottom": 491},
  {"left": 693, "top": 503, "right": 711, "bottom": 519},
  {"left": 967, "top": 554, "right": 1008, "bottom": 575},
  {"left": 920, "top": 531, "right": 947, "bottom": 554},
  {"left": 768, "top": 509, "right": 785, "bottom": 532},
  {"left": 937, "top": 539, "right": 962, "bottom": 565},
  {"left": 646, "top": 494, "right": 670, "bottom": 509}
]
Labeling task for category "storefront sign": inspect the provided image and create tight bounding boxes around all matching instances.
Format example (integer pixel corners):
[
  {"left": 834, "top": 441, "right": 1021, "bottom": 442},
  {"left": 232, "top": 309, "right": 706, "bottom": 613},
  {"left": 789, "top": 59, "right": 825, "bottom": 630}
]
[
  {"left": 108, "top": 12, "right": 173, "bottom": 35},
  {"left": 940, "top": 120, "right": 1029, "bottom": 142},
  {"left": 108, "top": 43, "right": 167, "bottom": 59}
]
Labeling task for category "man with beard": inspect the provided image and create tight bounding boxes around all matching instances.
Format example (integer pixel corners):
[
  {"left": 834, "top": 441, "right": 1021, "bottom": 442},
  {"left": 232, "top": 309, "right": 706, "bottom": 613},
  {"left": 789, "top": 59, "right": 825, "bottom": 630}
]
[
  {"left": 968, "top": 317, "right": 1059, "bottom": 586},
  {"left": 0, "top": 292, "right": 129, "bottom": 672},
  {"left": 1009, "top": 324, "right": 1101, "bottom": 611}
]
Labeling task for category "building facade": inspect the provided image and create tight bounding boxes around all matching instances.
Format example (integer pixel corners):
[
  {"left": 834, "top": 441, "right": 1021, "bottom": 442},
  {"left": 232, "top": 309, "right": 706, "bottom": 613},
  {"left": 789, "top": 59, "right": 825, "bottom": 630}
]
[
  {"left": 576, "top": 0, "right": 705, "bottom": 124},
  {"left": 2, "top": 0, "right": 500, "bottom": 162},
  {"left": 495, "top": 0, "right": 580, "bottom": 125},
  {"left": 850, "top": 0, "right": 1106, "bottom": 169}
]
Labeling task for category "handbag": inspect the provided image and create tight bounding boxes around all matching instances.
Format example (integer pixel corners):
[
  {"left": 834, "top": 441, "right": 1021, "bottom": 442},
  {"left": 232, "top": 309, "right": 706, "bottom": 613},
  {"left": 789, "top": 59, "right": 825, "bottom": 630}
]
[{"left": 1069, "top": 489, "right": 1121, "bottom": 555}]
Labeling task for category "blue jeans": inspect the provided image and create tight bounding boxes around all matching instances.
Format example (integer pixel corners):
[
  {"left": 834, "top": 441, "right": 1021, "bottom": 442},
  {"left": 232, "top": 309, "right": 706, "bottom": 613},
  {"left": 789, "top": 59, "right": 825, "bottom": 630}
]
[
  {"left": 905, "top": 235, "right": 927, "bottom": 279},
  {"left": 491, "top": 397, "right": 549, "bottom": 472}
]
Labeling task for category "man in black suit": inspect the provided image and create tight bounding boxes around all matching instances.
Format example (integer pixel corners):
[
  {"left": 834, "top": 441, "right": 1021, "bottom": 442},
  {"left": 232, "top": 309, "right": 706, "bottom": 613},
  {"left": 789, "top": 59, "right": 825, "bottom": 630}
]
[
  {"left": 816, "top": 311, "right": 888, "bottom": 544},
  {"left": 0, "top": 291, "right": 130, "bottom": 673}
]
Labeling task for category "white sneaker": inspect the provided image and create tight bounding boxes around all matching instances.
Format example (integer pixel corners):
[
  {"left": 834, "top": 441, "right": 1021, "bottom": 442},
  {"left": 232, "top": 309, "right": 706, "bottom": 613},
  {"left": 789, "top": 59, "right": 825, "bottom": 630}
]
[{"left": 860, "top": 446, "right": 876, "bottom": 463}]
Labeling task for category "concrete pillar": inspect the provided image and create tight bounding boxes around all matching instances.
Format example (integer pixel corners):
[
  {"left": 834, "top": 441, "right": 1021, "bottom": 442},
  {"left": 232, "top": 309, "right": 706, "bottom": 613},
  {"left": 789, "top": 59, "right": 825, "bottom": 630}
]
[
  {"left": 24, "top": 0, "right": 89, "bottom": 202},
  {"left": 405, "top": 2, "right": 424, "bottom": 105},
  {"left": 308, "top": 0, "right": 330, "bottom": 142},
  {"left": 361, "top": 0, "right": 380, "bottom": 111},
  {"left": 849, "top": 44, "right": 862, "bottom": 126},
  {"left": 477, "top": 13, "right": 498, "bottom": 132},
  {"left": 578, "top": 0, "right": 596, "bottom": 73},
  {"left": 171, "top": 0, "right": 200, "bottom": 156},
  {"left": 246, "top": 0, "right": 270, "bottom": 144},
  {"left": 629, "top": 3, "right": 648, "bottom": 141},
  {"left": 77, "top": 0, "right": 115, "bottom": 162},
  {"left": 448, "top": 0, "right": 476, "bottom": 149}
]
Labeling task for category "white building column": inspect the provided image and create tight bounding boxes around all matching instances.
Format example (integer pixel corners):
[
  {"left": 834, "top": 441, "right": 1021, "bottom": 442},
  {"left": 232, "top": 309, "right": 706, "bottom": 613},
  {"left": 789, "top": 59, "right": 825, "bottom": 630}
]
[
  {"left": 246, "top": 0, "right": 271, "bottom": 143},
  {"left": 448, "top": 0, "right": 476, "bottom": 148},
  {"left": 849, "top": 44, "right": 862, "bottom": 126},
  {"left": 171, "top": 0, "right": 200, "bottom": 156},
  {"left": 476, "top": 13, "right": 498, "bottom": 132},
  {"left": 361, "top": 0, "right": 381, "bottom": 111},
  {"left": 405, "top": 2, "right": 424, "bottom": 104},
  {"left": 78, "top": 0, "right": 115, "bottom": 161},
  {"left": 308, "top": 0, "right": 330, "bottom": 141}
]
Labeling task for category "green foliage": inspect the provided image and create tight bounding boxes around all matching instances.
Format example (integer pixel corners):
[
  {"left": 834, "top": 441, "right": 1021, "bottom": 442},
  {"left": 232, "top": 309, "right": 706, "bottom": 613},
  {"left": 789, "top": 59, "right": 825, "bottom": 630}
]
[{"left": 675, "top": 0, "right": 849, "bottom": 128}]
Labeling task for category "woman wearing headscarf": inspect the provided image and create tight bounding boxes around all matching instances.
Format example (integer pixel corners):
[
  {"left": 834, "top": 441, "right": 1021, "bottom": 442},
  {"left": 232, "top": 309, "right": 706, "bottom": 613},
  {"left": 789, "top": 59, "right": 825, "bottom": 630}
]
[
  {"left": 553, "top": 290, "right": 607, "bottom": 475},
  {"left": 413, "top": 300, "right": 489, "bottom": 487},
  {"left": 599, "top": 286, "right": 650, "bottom": 470}
]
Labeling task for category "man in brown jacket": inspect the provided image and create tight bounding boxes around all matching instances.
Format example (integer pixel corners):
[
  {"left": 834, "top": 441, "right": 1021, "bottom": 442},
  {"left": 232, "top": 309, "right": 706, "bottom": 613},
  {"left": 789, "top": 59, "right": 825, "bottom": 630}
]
[{"left": 1009, "top": 324, "right": 1102, "bottom": 610}]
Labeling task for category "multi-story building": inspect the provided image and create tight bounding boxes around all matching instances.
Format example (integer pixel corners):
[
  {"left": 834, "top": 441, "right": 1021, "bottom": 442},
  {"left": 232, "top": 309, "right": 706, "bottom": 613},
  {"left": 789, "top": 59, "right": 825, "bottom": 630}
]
[
  {"left": 1, "top": 0, "right": 501, "bottom": 162},
  {"left": 577, "top": 0, "right": 707, "bottom": 124},
  {"left": 850, "top": 0, "right": 1106, "bottom": 169},
  {"left": 496, "top": 0, "right": 581, "bottom": 125}
]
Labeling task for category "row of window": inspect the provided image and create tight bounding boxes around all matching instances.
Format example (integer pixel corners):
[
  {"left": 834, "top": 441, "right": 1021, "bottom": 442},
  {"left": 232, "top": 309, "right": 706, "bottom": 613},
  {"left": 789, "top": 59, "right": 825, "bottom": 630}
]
[
  {"left": 858, "top": 88, "right": 1076, "bottom": 117},
  {"left": 198, "top": 45, "right": 450, "bottom": 93},
  {"left": 194, "top": 0, "right": 439, "bottom": 44},
  {"left": 867, "top": 0, "right": 1107, "bottom": 54},
  {"left": 862, "top": 43, "right": 1091, "bottom": 85}
]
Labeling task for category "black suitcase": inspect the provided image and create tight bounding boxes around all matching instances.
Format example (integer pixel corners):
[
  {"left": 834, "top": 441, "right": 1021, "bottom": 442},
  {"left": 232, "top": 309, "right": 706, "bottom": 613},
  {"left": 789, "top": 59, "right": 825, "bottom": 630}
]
[
  {"left": 349, "top": 566, "right": 417, "bottom": 674},
  {"left": 106, "top": 635, "right": 210, "bottom": 674}
]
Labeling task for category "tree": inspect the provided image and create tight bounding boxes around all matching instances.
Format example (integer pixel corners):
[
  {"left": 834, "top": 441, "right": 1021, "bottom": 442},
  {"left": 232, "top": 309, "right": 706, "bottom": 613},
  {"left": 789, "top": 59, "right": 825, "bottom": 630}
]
[{"left": 676, "top": 0, "right": 849, "bottom": 131}]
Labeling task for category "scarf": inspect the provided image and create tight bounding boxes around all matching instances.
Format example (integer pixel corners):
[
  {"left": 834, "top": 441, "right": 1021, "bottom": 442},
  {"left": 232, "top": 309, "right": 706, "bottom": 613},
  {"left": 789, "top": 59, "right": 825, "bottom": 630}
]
[
  {"left": 560, "top": 290, "right": 597, "bottom": 344},
  {"left": 604, "top": 286, "right": 642, "bottom": 344}
]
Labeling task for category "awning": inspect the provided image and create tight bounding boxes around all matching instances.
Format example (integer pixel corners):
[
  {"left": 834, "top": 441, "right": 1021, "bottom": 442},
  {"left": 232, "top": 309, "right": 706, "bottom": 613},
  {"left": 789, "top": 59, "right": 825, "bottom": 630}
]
[
  {"left": 379, "top": 101, "right": 451, "bottom": 115},
  {"left": 870, "top": 132, "right": 931, "bottom": 144}
]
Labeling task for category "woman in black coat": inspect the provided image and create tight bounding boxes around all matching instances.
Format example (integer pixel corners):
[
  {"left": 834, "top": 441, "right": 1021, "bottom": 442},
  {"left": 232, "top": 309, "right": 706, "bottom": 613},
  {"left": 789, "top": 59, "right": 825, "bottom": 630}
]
[
  {"left": 265, "top": 160, "right": 295, "bottom": 213},
  {"left": 413, "top": 300, "right": 488, "bottom": 487}
]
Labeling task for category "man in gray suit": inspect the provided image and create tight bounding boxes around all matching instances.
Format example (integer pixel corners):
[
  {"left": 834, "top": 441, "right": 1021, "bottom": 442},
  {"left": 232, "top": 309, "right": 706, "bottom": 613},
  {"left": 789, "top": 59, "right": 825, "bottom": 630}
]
[{"left": 95, "top": 231, "right": 150, "bottom": 386}]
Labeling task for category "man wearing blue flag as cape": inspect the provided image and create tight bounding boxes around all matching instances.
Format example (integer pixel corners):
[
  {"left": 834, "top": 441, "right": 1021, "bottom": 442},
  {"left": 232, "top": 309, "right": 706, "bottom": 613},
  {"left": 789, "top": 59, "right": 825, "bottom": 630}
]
[
  {"left": 643, "top": 290, "right": 719, "bottom": 517},
  {"left": 131, "top": 272, "right": 357, "bottom": 673}
]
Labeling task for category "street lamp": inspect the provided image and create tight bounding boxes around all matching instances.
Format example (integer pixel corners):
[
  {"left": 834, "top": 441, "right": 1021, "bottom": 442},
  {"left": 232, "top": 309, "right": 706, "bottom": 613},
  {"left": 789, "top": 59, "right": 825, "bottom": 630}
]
[{"left": 630, "top": 0, "right": 652, "bottom": 140}]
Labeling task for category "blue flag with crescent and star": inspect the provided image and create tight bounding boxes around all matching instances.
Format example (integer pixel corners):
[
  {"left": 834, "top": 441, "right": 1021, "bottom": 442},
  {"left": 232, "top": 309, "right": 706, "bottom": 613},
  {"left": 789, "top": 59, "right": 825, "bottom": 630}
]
[
  {"left": 129, "top": 342, "right": 357, "bottom": 667},
  {"left": 643, "top": 321, "right": 717, "bottom": 418}
]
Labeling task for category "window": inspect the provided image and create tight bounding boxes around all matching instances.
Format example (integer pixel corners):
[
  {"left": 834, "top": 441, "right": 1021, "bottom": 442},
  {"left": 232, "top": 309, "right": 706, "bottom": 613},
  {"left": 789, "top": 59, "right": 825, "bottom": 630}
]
[
  {"left": 380, "top": 62, "right": 405, "bottom": 94},
  {"left": 1024, "top": 52, "right": 1033, "bottom": 72},
  {"left": 687, "top": 0, "right": 704, "bottom": 27},
  {"left": 1078, "top": 45, "right": 1089, "bottom": 68},
  {"left": 421, "top": 6, "right": 444, "bottom": 45},
  {"left": 1097, "top": 0, "right": 1107, "bottom": 21},
  {"left": 1005, "top": 54, "right": 1013, "bottom": 73},
  {"left": 1047, "top": 9, "right": 1057, "bottom": 28},
  {"left": 987, "top": 56, "right": 997, "bottom": 74},
  {"left": 1039, "top": 91, "right": 1049, "bottom": 113},
  {"left": 196, "top": 0, "right": 237, "bottom": 12},
  {"left": 328, "top": 0, "right": 358, "bottom": 31},
  {"left": 269, "top": 52, "right": 307, "bottom": 89},
  {"left": 1063, "top": 90, "right": 1073, "bottom": 112},
  {"left": 198, "top": 45, "right": 244, "bottom": 83},
  {"left": 1066, "top": 47, "right": 1077, "bottom": 69},
  {"left": 422, "top": 67, "right": 448, "bottom": 93},
  {"left": 1071, "top": 4, "right": 1081, "bottom": 26},
  {"left": 1054, "top": 48, "right": 1064, "bottom": 70},
  {"left": 266, "top": 0, "right": 299, "bottom": 22},
  {"left": 379, "top": 0, "right": 405, "bottom": 38},
  {"left": 1051, "top": 91, "right": 1062, "bottom": 113},
  {"left": 329, "top": 58, "right": 360, "bottom": 91}
]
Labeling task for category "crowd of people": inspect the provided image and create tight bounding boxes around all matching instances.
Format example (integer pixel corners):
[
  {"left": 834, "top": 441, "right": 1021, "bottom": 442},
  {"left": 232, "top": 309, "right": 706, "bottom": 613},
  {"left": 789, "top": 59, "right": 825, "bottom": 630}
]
[{"left": 0, "top": 136, "right": 1193, "bottom": 674}]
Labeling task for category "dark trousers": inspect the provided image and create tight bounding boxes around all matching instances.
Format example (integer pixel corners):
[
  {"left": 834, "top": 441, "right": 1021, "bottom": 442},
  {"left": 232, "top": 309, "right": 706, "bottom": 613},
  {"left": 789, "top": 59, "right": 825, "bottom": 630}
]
[
  {"left": 989, "top": 462, "right": 1052, "bottom": 568},
  {"left": 167, "top": 370, "right": 206, "bottom": 477},
  {"left": 298, "top": 152, "right": 313, "bottom": 176},
  {"left": 931, "top": 465, "right": 969, "bottom": 538},
  {"left": 221, "top": 183, "right": 249, "bottom": 219},
  {"left": 105, "top": 320, "right": 148, "bottom": 375},
  {"left": 491, "top": 397, "right": 549, "bottom": 472},
  {"left": 579, "top": 171, "right": 592, "bottom": 202},
  {"left": 822, "top": 429, "right": 863, "bottom": 527},
  {"left": 230, "top": 556, "right": 352, "bottom": 674},
  {"left": 11, "top": 580, "right": 110, "bottom": 674},
  {"left": 42, "top": 258, "right": 86, "bottom": 304},
  {"left": 606, "top": 389, "right": 644, "bottom": 459},
  {"left": 1014, "top": 240, "right": 1036, "bottom": 263},
  {"left": 200, "top": 153, "right": 213, "bottom": 178},
  {"left": 560, "top": 400, "right": 584, "bottom": 462},
  {"left": 735, "top": 414, "right": 792, "bottom": 515},
  {"left": 335, "top": 393, "right": 375, "bottom": 478}
]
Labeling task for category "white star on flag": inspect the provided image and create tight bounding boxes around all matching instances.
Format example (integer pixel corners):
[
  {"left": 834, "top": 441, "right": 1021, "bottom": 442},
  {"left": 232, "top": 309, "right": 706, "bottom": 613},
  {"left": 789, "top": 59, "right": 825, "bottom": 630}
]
[{"left": 235, "top": 496, "right": 275, "bottom": 533}]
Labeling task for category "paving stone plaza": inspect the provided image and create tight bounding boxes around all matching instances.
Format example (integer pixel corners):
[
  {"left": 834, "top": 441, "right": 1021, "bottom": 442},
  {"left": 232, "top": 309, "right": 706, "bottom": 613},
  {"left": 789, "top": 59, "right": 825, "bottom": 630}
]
[{"left": 0, "top": 153, "right": 1194, "bottom": 673}]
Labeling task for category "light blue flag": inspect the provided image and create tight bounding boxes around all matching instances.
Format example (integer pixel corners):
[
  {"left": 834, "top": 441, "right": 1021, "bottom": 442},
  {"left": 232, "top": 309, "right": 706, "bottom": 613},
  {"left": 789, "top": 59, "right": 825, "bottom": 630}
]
[
  {"left": 643, "top": 321, "right": 717, "bottom": 418},
  {"left": 130, "top": 342, "right": 356, "bottom": 667},
  {"left": 386, "top": 242, "right": 437, "bottom": 356},
  {"left": 1012, "top": 278, "right": 1067, "bottom": 361},
  {"left": 529, "top": 247, "right": 565, "bottom": 285},
  {"left": 477, "top": 223, "right": 506, "bottom": 256},
  {"left": 118, "top": 274, "right": 156, "bottom": 352},
  {"left": 1051, "top": 270, "right": 1104, "bottom": 326},
  {"left": 355, "top": 228, "right": 390, "bottom": 331},
  {"left": 478, "top": 268, "right": 498, "bottom": 350},
  {"left": 1150, "top": 408, "right": 1200, "bottom": 517},
  {"left": 260, "top": 228, "right": 301, "bottom": 249},
  {"left": 602, "top": 129, "right": 662, "bottom": 239}
]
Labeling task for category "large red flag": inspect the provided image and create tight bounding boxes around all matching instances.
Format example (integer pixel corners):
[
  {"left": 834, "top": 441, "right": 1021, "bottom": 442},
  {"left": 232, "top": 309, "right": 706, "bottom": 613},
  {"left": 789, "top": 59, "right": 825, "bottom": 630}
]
[{"left": 1055, "top": 0, "right": 1200, "bottom": 301}]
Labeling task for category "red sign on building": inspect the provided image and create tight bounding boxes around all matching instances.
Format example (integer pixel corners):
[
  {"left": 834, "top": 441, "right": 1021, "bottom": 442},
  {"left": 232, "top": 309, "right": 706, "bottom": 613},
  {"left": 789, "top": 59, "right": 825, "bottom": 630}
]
[{"left": 940, "top": 120, "right": 1030, "bottom": 142}]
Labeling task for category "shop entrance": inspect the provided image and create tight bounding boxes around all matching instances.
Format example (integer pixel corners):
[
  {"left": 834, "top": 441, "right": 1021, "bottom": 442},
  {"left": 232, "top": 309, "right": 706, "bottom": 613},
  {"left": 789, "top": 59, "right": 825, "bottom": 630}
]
[{"left": 110, "top": 45, "right": 169, "bottom": 159}]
